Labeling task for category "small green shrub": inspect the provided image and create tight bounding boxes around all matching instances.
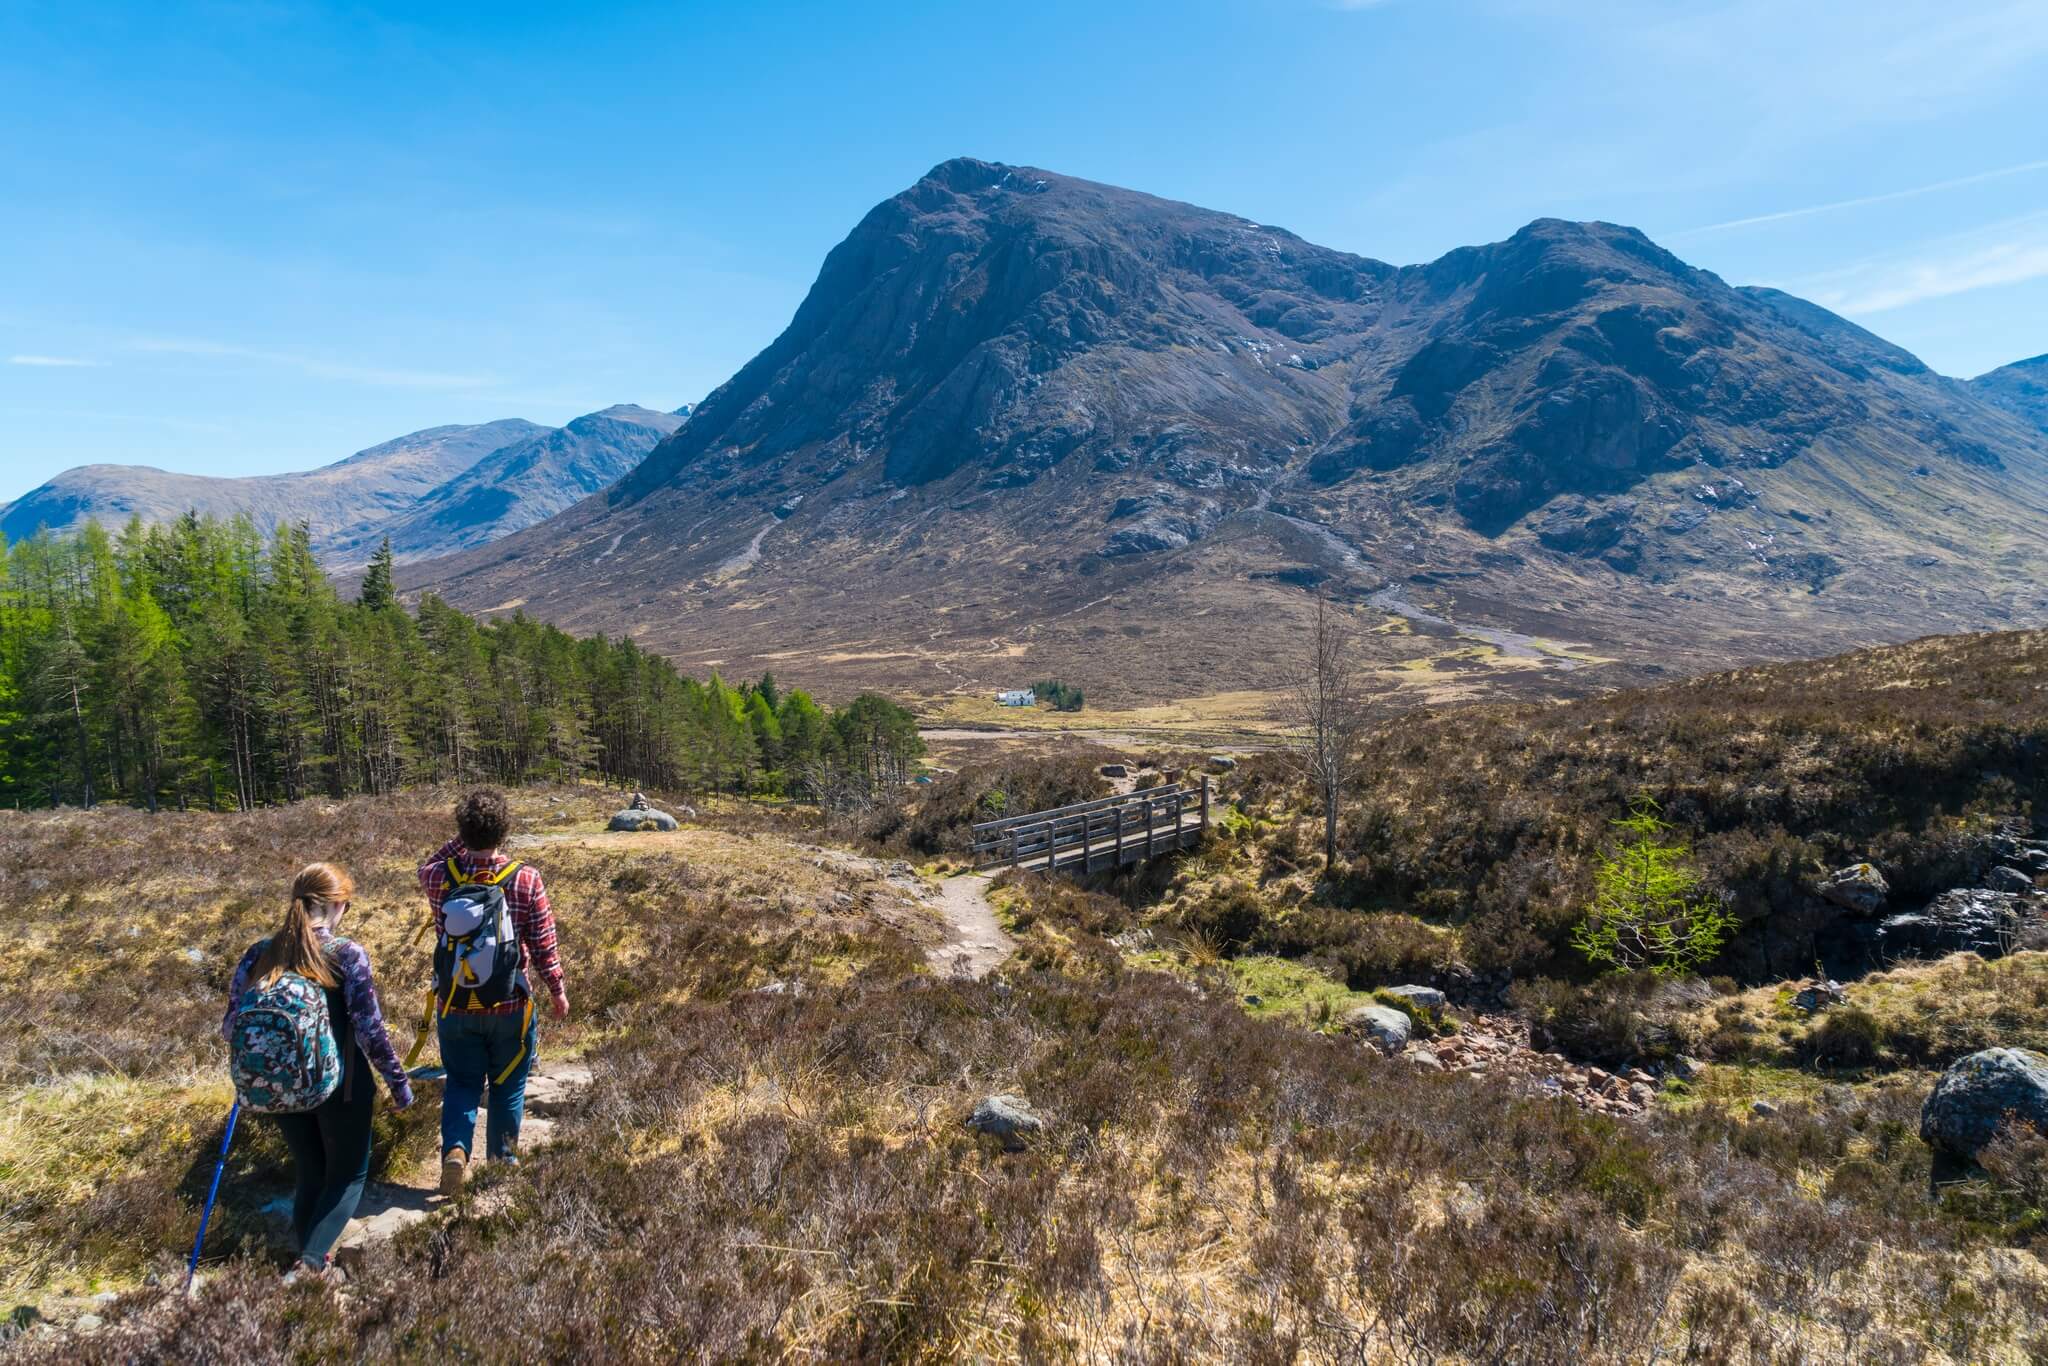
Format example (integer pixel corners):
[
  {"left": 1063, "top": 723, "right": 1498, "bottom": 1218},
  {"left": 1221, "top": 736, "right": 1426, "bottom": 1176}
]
[
  {"left": 1802, "top": 1006, "right": 1887, "bottom": 1068},
  {"left": 1178, "top": 881, "right": 1268, "bottom": 952}
]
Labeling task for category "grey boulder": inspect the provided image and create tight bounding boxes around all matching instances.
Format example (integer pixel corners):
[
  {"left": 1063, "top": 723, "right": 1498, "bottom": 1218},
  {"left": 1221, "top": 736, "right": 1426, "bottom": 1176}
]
[
  {"left": 968, "top": 1094, "right": 1044, "bottom": 1149},
  {"left": 1919, "top": 1047, "right": 2048, "bottom": 1159},
  {"left": 1381, "top": 984, "right": 1446, "bottom": 1011},
  {"left": 1985, "top": 866, "right": 2037, "bottom": 895},
  {"left": 1345, "top": 1005, "right": 1413, "bottom": 1053},
  {"left": 1817, "top": 863, "right": 1889, "bottom": 914},
  {"left": 608, "top": 807, "right": 679, "bottom": 832}
]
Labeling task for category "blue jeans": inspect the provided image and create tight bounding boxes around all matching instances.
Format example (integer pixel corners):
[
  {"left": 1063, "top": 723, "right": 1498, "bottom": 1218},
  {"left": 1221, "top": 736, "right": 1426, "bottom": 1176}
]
[{"left": 438, "top": 1009, "right": 537, "bottom": 1162}]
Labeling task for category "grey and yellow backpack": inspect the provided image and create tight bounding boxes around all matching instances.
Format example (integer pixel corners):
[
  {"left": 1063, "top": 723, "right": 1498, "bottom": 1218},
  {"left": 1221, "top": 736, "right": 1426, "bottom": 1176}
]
[{"left": 432, "top": 861, "right": 527, "bottom": 1013}]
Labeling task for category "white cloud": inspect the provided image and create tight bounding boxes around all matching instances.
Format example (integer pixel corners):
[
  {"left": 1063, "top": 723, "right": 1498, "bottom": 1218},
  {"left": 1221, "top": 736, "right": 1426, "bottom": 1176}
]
[
  {"left": 1793, "top": 213, "right": 2048, "bottom": 315},
  {"left": 8, "top": 354, "right": 103, "bottom": 367},
  {"left": 128, "top": 337, "right": 495, "bottom": 390}
]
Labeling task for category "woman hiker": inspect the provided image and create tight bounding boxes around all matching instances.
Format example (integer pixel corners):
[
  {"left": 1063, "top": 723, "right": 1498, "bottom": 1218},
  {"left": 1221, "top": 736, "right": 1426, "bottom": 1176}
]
[{"left": 221, "top": 863, "right": 414, "bottom": 1283}]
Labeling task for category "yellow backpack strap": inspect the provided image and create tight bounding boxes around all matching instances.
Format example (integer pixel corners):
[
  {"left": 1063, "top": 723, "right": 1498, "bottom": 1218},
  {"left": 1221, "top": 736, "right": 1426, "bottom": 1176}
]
[
  {"left": 445, "top": 858, "right": 469, "bottom": 887},
  {"left": 493, "top": 996, "right": 536, "bottom": 1086},
  {"left": 404, "top": 988, "right": 435, "bottom": 1067},
  {"left": 478, "top": 860, "right": 522, "bottom": 887}
]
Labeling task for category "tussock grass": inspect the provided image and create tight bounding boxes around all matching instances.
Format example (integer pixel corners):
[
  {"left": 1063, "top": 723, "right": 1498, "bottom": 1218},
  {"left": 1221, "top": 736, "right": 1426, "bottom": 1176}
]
[
  {"left": 1238, "top": 628, "right": 2048, "bottom": 980},
  {"left": 10, "top": 780, "right": 2048, "bottom": 1360},
  {"left": 1692, "top": 950, "right": 2048, "bottom": 1071},
  {"left": 0, "top": 784, "right": 914, "bottom": 1309},
  {"left": 46, "top": 942, "right": 2048, "bottom": 1362}
]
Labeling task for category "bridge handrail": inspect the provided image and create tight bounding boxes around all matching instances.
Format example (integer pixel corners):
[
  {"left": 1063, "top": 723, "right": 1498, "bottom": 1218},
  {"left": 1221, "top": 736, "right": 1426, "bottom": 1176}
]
[
  {"left": 970, "top": 785, "right": 1186, "bottom": 837},
  {"left": 969, "top": 789, "right": 1198, "bottom": 858},
  {"left": 967, "top": 806, "right": 1173, "bottom": 856}
]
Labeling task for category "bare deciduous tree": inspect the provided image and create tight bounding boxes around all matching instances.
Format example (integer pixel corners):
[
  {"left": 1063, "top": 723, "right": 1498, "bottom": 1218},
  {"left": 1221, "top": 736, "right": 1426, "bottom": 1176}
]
[{"left": 1285, "top": 594, "right": 1369, "bottom": 869}]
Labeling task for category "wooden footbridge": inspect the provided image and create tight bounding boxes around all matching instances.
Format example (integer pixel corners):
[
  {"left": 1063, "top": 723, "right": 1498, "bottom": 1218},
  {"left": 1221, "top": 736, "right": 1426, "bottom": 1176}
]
[{"left": 970, "top": 777, "right": 1210, "bottom": 875}]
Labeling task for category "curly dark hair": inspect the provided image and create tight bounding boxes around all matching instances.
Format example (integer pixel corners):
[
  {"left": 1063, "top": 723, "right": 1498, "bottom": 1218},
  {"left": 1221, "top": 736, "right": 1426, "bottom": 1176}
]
[{"left": 454, "top": 788, "right": 512, "bottom": 850}]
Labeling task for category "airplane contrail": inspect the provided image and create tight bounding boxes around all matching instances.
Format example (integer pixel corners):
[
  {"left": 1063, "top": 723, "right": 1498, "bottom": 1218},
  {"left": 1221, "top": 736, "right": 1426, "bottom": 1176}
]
[{"left": 1673, "top": 158, "right": 2048, "bottom": 238}]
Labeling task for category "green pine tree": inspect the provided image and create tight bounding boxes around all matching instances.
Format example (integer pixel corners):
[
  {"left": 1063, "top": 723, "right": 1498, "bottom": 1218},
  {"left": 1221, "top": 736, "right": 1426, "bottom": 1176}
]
[
  {"left": 1572, "top": 794, "right": 1735, "bottom": 976},
  {"left": 359, "top": 536, "right": 397, "bottom": 612}
]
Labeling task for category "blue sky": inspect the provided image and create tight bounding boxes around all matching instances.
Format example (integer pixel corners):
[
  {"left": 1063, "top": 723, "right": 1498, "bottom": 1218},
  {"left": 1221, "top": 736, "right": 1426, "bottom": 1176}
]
[{"left": 3, "top": 0, "right": 2046, "bottom": 504}]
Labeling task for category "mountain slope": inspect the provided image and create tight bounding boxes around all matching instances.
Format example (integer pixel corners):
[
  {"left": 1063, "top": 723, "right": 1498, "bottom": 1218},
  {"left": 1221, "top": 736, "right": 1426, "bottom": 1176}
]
[
  {"left": 1972, "top": 354, "right": 2048, "bottom": 432},
  {"left": 5, "top": 405, "right": 684, "bottom": 567},
  {"left": 322, "top": 404, "right": 687, "bottom": 566},
  {"left": 391, "top": 159, "right": 2048, "bottom": 702},
  {"left": 1, "top": 419, "right": 543, "bottom": 547}
]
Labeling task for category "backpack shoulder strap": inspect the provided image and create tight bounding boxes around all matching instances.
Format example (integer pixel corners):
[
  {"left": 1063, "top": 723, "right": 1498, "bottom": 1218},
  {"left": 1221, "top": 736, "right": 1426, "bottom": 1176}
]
[
  {"left": 445, "top": 857, "right": 470, "bottom": 888},
  {"left": 477, "top": 860, "right": 522, "bottom": 887}
]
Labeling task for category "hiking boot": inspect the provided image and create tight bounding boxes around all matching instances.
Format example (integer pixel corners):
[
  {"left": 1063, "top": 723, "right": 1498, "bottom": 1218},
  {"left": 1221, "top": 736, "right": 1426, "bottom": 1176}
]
[
  {"left": 439, "top": 1147, "right": 469, "bottom": 1197},
  {"left": 282, "top": 1260, "right": 346, "bottom": 1288}
]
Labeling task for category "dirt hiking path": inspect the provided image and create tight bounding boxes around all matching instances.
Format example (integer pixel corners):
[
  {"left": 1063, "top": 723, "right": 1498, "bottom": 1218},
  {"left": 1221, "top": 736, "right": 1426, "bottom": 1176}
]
[
  {"left": 327, "top": 1058, "right": 591, "bottom": 1270},
  {"left": 926, "top": 874, "right": 1015, "bottom": 979}
]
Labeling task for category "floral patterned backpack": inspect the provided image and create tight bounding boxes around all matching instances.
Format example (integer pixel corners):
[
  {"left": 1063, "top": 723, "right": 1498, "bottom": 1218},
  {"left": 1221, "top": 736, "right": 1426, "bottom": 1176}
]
[{"left": 227, "top": 944, "right": 345, "bottom": 1113}]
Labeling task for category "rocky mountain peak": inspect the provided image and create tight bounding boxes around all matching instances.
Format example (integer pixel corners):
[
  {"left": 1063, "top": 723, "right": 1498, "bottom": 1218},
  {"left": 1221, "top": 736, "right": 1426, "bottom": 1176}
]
[{"left": 398, "top": 162, "right": 2048, "bottom": 702}]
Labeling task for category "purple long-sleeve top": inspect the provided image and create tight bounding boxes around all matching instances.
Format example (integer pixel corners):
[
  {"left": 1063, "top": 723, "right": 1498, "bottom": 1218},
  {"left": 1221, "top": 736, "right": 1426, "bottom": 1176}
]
[{"left": 223, "top": 926, "right": 415, "bottom": 1108}]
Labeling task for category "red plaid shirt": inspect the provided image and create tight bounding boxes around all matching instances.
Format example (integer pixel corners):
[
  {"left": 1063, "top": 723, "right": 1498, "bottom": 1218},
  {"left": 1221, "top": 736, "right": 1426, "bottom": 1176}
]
[{"left": 418, "top": 839, "right": 565, "bottom": 1014}]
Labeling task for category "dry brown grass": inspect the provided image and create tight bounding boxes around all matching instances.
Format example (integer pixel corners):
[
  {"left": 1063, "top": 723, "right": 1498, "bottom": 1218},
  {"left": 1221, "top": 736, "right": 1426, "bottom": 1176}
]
[
  {"left": 1688, "top": 950, "right": 2048, "bottom": 1071},
  {"left": 8, "top": 790, "right": 2048, "bottom": 1361},
  {"left": 1207, "top": 628, "right": 2048, "bottom": 982},
  {"left": 0, "top": 783, "right": 929, "bottom": 1308}
]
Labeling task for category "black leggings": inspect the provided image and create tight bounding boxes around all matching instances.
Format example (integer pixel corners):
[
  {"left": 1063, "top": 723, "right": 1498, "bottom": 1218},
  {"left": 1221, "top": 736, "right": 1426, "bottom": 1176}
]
[{"left": 268, "top": 1050, "right": 374, "bottom": 1267}]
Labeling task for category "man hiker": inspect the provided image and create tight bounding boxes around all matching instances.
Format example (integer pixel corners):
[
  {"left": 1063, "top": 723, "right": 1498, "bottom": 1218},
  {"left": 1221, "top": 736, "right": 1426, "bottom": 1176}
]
[{"left": 417, "top": 788, "right": 569, "bottom": 1195}]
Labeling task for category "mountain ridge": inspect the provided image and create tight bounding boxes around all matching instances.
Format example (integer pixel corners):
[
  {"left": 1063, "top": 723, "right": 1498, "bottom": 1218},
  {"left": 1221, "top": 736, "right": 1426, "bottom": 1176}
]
[
  {"left": 387, "top": 162, "right": 2048, "bottom": 704},
  {"left": 322, "top": 403, "right": 687, "bottom": 566},
  {"left": 396, "top": 158, "right": 2048, "bottom": 704},
  {"left": 1, "top": 418, "right": 544, "bottom": 548},
  {"left": 1971, "top": 353, "right": 2048, "bottom": 433},
  {"left": 3, "top": 405, "right": 688, "bottom": 565}
]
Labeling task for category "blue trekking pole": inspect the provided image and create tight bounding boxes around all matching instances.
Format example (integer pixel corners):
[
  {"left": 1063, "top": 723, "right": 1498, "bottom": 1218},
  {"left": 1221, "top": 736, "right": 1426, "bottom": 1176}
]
[{"left": 183, "top": 1101, "right": 240, "bottom": 1297}]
